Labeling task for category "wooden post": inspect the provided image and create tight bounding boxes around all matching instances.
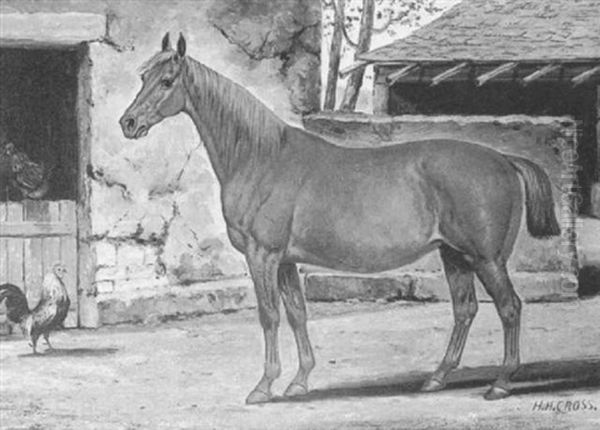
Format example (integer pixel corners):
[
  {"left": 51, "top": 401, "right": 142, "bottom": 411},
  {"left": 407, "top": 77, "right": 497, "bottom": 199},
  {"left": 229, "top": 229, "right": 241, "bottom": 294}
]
[
  {"left": 76, "top": 44, "right": 99, "bottom": 328},
  {"left": 592, "top": 84, "right": 600, "bottom": 217},
  {"left": 597, "top": 84, "right": 600, "bottom": 182},
  {"left": 372, "top": 66, "right": 389, "bottom": 115}
]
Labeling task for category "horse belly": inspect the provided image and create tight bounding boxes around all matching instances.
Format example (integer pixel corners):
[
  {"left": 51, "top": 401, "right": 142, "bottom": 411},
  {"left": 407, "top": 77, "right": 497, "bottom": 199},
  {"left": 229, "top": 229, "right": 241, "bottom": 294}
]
[{"left": 287, "top": 182, "right": 439, "bottom": 272}]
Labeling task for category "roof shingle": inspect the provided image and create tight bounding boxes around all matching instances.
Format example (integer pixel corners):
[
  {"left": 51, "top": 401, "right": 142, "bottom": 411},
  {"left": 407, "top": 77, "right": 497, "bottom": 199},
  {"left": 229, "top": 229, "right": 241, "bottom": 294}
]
[{"left": 359, "top": 0, "right": 600, "bottom": 63}]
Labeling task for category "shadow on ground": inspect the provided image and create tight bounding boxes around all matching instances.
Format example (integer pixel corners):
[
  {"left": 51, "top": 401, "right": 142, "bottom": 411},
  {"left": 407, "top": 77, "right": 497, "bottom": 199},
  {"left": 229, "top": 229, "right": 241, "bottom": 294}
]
[
  {"left": 18, "top": 347, "right": 119, "bottom": 358},
  {"left": 275, "top": 358, "right": 600, "bottom": 402}
]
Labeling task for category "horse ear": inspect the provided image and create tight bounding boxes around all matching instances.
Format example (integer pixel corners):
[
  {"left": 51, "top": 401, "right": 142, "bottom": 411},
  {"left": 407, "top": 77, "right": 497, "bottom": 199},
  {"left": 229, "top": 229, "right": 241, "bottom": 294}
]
[
  {"left": 177, "top": 33, "right": 186, "bottom": 58},
  {"left": 161, "top": 32, "right": 171, "bottom": 51}
]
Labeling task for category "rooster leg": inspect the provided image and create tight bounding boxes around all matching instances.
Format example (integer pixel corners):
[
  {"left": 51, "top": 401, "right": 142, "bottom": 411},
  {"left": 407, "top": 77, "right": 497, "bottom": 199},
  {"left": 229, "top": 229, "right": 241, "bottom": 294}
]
[
  {"left": 43, "top": 332, "right": 54, "bottom": 350},
  {"left": 30, "top": 332, "right": 41, "bottom": 354}
]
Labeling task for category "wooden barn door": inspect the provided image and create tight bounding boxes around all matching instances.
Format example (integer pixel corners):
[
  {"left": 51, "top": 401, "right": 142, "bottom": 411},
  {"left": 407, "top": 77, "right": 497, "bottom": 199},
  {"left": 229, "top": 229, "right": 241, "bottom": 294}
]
[{"left": 0, "top": 200, "right": 78, "bottom": 327}]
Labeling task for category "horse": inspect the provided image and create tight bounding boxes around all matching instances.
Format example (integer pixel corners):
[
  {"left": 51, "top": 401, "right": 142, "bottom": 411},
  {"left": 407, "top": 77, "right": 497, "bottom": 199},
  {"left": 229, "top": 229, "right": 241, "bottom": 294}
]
[{"left": 120, "top": 33, "right": 560, "bottom": 404}]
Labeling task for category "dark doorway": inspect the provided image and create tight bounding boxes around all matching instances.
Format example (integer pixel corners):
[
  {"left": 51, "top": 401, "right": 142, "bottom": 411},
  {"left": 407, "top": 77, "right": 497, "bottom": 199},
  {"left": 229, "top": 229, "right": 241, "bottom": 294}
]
[
  {"left": 0, "top": 47, "right": 80, "bottom": 201},
  {"left": 389, "top": 81, "right": 598, "bottom": 215}
]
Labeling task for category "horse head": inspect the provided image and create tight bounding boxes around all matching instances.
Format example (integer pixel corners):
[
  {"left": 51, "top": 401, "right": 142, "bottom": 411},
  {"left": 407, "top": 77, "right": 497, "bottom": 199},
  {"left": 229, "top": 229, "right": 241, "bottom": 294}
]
[{"left": 120, "top": 33, "right": 188, "bottom": 139}]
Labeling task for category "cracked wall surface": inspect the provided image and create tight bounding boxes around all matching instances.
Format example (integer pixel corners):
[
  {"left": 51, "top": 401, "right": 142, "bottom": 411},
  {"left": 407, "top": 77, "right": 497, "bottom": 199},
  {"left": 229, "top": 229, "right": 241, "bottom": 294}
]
[
  {"left": 2, "top": 0, "right": 318, "bottom": 320},
  {"left": 208, "top": 0, "right": 321, "bottom": 115}
]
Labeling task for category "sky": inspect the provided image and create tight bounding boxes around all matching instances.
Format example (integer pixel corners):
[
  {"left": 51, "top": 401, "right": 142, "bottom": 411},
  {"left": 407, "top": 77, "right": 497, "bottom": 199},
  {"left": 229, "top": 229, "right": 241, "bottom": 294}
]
[{"left": 320, "top": 0, "right": 462, "bottom": 112}]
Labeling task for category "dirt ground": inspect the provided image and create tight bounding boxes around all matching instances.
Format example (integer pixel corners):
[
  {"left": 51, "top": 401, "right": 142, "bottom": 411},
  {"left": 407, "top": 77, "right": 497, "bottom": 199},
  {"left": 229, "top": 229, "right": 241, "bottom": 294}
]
[{"left": 1, "top": 298, "right": 599, "bottom": 430}]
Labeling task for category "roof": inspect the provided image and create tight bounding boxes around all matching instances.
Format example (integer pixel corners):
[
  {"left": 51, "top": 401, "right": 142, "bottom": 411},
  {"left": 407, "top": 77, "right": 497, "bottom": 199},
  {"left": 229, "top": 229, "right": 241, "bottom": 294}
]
[{"left": 359, "top": 0, "right": 600, "bottom": 63}]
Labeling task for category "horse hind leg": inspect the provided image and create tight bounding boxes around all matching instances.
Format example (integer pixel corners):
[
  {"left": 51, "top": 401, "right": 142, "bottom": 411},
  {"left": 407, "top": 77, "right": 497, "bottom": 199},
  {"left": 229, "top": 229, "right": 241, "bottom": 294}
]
[
  {"left": 475, "top": 260, "right": 521, "bottom": 400},
  {"left": 422, "top": 245, "right": 477, "bottom": 392},
  {"left": 278, "top": 263, "right": 315, "bottom": 397}
]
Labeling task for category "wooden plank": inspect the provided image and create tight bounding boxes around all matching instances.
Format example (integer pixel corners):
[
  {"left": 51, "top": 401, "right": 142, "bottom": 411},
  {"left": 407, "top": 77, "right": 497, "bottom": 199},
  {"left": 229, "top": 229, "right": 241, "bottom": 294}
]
[
  {"left": 430, "top": 62, "right": 469, "bottom": 86},
  {"left": 0, "top": 222, "right": 76, "bottom": 237},
  {"left": 0, "top": 201, "right": 7, "bottom": 223},
  {"left": 42, "top": 202, "right": 62, "bottom": 281},
  {"left": 6, "top": 204, "right": 24, "bottom": 286},
  {"left": 23, "top": 200, "right": 50, "bottom": 222},
  {"left": 23, "top": 238, "right": 44, "bottom": 309},
  {"left": 339, "top": 60, "right": 370, "bottom": 78},
  {"left": 476, "top": 62, "right": 517, "bottom": 86},
  {"left": 0, "top": 238, "right": 8, "bottom": 284},
  {"left": 572, "top": 65, "right": 600, "bottom": 87},
  {"left": 386, "top": 64, "right": 419, "bottom": 85},
  {"left": 521, "top": 63, "right": 561, "bottom": 85},
  {"left": 60, "top": 201, "right": 78, "bottom": 327}
]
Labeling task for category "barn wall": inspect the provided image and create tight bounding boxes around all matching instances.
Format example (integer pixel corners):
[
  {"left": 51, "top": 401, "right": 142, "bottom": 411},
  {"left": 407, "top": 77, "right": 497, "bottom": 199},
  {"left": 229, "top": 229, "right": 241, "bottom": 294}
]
[
  {"left": 303, "top": 113, "right": 579, "bottom": 301},
  {"left": 1, "top": 0, "right": 320, "bottom": 325}
]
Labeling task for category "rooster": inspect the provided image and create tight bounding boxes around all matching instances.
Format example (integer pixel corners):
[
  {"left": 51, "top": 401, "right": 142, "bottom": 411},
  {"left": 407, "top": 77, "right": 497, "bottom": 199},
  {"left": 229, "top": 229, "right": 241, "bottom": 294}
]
[{"left": 0, "top": 264, "right": 70, "bottom": 353}]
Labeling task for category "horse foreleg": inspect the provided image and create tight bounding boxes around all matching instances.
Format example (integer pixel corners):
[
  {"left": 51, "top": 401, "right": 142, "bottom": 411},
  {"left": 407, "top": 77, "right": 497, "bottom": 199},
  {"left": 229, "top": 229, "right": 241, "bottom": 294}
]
[
  {"left": 476, "top": 260, "right": 521, "bottom": 400},
  {"left": 423, "top": 247, "right": 477, "bottom": 392},
  {"left": 245, "top": 243, "right": 282, "bottom": 404},
  {"left": 279, "top": 263, "right": 315, "bottom": 397}
]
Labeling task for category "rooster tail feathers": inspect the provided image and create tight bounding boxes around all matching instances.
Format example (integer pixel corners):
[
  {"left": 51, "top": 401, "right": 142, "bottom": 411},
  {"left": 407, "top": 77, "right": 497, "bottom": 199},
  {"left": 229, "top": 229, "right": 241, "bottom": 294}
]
[{"left": 0, "top": 283, "right": 30, "bottom": 324}]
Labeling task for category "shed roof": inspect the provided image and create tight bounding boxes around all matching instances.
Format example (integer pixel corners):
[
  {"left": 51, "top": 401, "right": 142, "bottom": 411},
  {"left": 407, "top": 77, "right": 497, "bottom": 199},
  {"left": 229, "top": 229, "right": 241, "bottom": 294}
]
[{"left": 359, "top": 0, "right": 600, "bottom": 63}]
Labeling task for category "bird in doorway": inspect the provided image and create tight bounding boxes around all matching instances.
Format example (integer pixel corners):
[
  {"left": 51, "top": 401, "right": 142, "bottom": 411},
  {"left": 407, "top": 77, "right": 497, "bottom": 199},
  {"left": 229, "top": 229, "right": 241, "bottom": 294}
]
[
  {"left": 0, "top": 263, "right": 70, "bottom": 354},
  {"left": 10, "top": 149, "right": 52, "bottom": 200}
]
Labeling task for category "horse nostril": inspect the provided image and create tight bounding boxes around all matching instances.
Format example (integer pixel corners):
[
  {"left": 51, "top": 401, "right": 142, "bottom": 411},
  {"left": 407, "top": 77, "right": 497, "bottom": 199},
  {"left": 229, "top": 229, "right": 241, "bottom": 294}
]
[{"left": 125, "top": 117, "right": 136, "bottom": 131}]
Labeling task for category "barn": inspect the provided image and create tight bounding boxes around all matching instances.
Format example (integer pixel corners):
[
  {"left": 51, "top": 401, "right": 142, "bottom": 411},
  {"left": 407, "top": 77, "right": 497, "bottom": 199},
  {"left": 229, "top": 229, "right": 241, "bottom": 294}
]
[
  {"left": 0, "top": 0, "right": 320, "bottom": 328},
  {"left": 362, "top": 0, "right": 600, "bottom": 216},
  {"left": 303, "top": 0, "right": 598, "bottom": 301}
]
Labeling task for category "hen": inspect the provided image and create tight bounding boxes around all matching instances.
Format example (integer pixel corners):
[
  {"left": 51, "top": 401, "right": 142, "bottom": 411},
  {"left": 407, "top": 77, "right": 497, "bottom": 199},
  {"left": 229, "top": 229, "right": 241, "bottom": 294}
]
[
  {"left": 10, "top": 149, "right": 52, "bottom": 200},
  {"left": 0, "top": 264, "right": 70, "bottom": 353}
]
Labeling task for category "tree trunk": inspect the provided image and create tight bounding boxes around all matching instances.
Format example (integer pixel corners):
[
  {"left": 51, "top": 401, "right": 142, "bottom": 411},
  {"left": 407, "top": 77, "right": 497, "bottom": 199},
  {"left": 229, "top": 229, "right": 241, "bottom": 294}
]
[
  {"left": 323, "top": 0, "right": 345, "bottom": 110},
  {"left": 339, "top": 0, "right": 374, "bottom": 112}
]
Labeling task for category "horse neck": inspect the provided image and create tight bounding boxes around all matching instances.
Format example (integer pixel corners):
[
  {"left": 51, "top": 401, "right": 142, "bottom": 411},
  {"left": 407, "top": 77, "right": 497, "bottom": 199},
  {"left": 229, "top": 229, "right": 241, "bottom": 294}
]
[{"left": 182, "top": 59, "right": 286, "bottom": 184}]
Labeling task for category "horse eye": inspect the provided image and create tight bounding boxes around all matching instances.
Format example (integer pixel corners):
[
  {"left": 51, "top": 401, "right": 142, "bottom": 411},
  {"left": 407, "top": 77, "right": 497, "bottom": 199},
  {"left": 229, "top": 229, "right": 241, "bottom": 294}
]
[{"left": 161, "top": 79, "right": 173, "bottom": 88}]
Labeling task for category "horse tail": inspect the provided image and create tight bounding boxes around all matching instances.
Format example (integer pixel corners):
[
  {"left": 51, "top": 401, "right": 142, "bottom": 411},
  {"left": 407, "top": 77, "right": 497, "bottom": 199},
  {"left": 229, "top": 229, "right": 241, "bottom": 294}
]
[{"left": 505, "top": 155, "right": 560, "bottom": 238}]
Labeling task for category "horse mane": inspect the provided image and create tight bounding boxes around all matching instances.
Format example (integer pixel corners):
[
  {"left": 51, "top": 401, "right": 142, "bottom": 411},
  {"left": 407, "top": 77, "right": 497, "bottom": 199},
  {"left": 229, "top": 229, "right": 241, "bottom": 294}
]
[{"left": 184, "top": 58, "right": 286, "bottom": 174}]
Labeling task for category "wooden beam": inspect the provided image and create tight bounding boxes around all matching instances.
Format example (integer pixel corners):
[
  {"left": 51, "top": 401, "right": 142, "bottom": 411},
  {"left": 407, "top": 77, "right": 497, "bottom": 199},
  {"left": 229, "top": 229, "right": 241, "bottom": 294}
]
[
  {"left": 430, "top": 62, "right": 469, "bottom": 86},
  {"left": 372, "top": 67, "right": 389, "bottom": 114},
  {"left": 386, "top": 64, "right": 419, "bottom": 85},
  {"left": 0, "top": 223, "right": 75, "bottom": 237},
  {"left": 521, "top": 63, "right": 561, "bottom": 85},
  {"left": 476, "top": 62, "right": 517, "bottom": 86},
  {"left": 572, "top": 65, "right": 600, "bottom": 86},
  {"left": 339, "top": 60, "right": 370, "bottom": 78}
]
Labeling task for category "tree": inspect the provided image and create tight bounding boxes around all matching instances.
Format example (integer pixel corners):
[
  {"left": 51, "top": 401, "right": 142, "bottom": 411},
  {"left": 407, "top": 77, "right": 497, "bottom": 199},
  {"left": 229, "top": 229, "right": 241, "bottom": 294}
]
[{"left": 322, "top": 0, "right": 441, "bottom": 112}]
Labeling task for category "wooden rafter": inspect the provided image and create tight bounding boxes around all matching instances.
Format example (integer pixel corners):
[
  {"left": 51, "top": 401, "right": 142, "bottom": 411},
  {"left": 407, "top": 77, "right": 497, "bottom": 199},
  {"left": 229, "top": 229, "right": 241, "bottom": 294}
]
[
  {"left": 476, "top": 62, "right": 517, "bottom": 86},
  {"left": 521, "top": 63, "right": 561, "bottom": 85},
  {"left": 339, "top": 60, "right": 370, "bottom": 78},
  {"left": 386, "top": 64, "right": 419, "bottom": 85},
  {"left": 571, "top": 65, "right": 600, "bottom": 86},
  {"left": 430, "top": 62, "right": 469, "bottom": 86}
]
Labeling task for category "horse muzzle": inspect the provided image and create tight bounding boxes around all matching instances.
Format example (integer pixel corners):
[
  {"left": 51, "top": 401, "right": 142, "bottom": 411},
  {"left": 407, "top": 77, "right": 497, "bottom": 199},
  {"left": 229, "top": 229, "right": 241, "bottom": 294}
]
[{"left": 120, "top": 114, "right": 149, "bottom": 139}]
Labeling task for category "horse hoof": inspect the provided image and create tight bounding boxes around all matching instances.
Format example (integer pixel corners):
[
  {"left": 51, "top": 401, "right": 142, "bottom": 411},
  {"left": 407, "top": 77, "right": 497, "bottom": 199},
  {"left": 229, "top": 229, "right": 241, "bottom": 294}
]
[
  {"left": 421, "top": 378, "right": 446, "bottom": 392},
  {"left": 245, "top": 389, "right": 272, "bottom": 405},
  {"left": 484, "top": 385, "right": 510, "bottom": 401},
  {"left": 284, "top": 383, "right": 308, "bottom": 397}
]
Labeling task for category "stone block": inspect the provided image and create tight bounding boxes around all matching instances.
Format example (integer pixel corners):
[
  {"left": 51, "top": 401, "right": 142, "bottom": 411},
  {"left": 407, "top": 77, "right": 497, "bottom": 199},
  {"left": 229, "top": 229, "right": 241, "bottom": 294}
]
[
  {"left": 95, "top": 242, "right": 117, "bottom": 267},
  {"left": 95, "top": 266, "right": 118, "bottom": 281},
  {"left": 98, "top": 277, "right": 255, "bottom": 325},
  {"left": 117, "top": 244, "right": 145, "bottom": 268},
  {"left": 305, "top": 271, "right": 577, "bottom": 303},
  {"left": 95, "top": 280, "right": 114, "bottom": 295}
]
